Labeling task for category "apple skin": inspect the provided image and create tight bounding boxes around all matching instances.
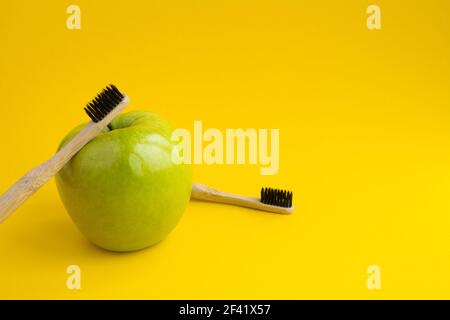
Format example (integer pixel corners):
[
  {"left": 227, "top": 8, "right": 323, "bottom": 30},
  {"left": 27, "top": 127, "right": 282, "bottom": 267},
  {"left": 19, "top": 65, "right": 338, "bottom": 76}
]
[{"left": 55, "top": 111, "right": 192, "bottom": 252}]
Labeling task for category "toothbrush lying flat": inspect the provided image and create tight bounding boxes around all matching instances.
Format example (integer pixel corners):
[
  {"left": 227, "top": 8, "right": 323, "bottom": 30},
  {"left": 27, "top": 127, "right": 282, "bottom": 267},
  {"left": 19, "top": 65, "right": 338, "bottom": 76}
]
[
  {"left": 0, "top": 85, "right": 129, "bottom": 223},
  {"left": 191, "top": 182, "right": 293, "bottom": 214}
]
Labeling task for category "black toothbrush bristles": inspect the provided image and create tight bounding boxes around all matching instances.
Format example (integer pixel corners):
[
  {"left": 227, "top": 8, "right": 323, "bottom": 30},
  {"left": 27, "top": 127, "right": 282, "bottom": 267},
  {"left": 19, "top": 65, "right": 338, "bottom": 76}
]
[
  {"left": 260, "top": 187, "right": 293, "bottom": 208},
  {"left": 84, "top": 84, "right": 125, "bottom": 122}
]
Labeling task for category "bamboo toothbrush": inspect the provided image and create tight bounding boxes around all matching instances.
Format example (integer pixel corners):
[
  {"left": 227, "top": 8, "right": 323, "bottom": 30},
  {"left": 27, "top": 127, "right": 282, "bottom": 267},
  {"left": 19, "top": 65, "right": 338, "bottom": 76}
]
[
  {"left": 0, "top": 85, "right": 129, "bottom": 223},
  {"left": 191, "top": 183, "right": 294, "bottom": 214}
]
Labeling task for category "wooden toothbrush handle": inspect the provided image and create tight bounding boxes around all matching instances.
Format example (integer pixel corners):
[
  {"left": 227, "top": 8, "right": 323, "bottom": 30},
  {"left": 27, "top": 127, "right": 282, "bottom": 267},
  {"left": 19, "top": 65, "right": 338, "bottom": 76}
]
[
  {"left": 0, "top": 95, "right": 129, "bottom": 223},
  {"left": 0, "top": 121, "right": 102, "bottom": 222},
  {"left": 191, "top": 182, "right": 293, "bottom": 215}
]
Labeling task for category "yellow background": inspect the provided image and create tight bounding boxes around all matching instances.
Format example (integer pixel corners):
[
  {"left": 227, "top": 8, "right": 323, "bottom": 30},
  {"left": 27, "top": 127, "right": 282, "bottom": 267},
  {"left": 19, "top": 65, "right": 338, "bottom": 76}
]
[{"left": 0, "top": 0, "right": 449, "bottom": 299}]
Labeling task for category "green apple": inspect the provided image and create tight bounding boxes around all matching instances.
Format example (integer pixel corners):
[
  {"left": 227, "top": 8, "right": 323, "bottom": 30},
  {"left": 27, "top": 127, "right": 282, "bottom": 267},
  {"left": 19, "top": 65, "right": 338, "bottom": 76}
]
[{"left": 55, "top": 111, "right": 192, "bottom": 252}]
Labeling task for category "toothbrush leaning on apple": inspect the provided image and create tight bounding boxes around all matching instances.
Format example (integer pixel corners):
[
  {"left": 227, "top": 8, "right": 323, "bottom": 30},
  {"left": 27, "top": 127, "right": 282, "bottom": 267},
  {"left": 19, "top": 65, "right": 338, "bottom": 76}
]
[{"left": 0, "top": 85, "right": 293, "bottom": 252}]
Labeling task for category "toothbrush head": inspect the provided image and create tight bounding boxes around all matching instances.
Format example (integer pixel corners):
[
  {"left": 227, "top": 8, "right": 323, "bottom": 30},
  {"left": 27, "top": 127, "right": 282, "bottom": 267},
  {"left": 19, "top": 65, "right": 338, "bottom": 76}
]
[
  {"left": 260, "top": 187, "right": 293, "bottom": 208},
  {"left": 84, "top": 84, "right": 126, "bottom": 123}
]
